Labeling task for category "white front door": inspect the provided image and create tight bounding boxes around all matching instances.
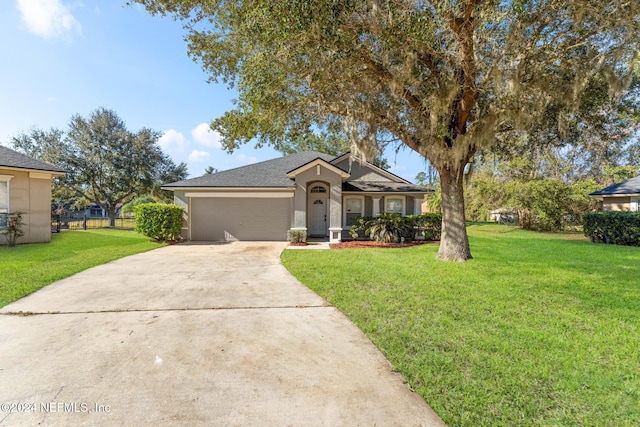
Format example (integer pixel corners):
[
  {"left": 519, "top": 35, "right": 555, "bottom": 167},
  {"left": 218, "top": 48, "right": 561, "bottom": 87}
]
[{"left": 308, "top": 185, "right": 328, "bottom": 236}]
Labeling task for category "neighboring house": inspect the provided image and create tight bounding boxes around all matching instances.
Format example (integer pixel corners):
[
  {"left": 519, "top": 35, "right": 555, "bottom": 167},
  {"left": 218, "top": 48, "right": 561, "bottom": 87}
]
[
  {"left": 0, "top": 146, "right": 66, "bottom": 244},
  {"left": 163, "top": 151, "right": 432, "bottom": 242},
  {"left": 84, "top": 203, "right": 123, "bottom": 218},
  {"left": 589, "top": 175, "right": 640, "bottom": 212}
]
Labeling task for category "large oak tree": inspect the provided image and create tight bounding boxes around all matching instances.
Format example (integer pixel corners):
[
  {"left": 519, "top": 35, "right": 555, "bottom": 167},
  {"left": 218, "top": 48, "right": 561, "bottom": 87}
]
[
  {"left": 11, "top": 108, "right": 188, "bottom": 226},
  {"left": 135, "top": 0, "right": 639, "bottom": 261}
]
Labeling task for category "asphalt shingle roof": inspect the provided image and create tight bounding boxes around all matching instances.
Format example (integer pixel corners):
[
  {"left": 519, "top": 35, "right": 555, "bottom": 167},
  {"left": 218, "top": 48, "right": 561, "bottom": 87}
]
[
  {"left": 589, "top": 176, "right": 640, "bottom": 196},
  {"left": 164, "top": 151, "right": 336, "bottom": 188},
  {"left": 0, "top": 146, "right": 66, "bottom": 173},
  {"left": 343, "top": 181, "right": 432, "bottom": 193}
]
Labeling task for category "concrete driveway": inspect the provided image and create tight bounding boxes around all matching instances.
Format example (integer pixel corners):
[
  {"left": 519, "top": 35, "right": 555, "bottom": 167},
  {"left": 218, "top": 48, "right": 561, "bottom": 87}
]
[{"left": 0, "top": 242, "right": 444, "bottom": 426}]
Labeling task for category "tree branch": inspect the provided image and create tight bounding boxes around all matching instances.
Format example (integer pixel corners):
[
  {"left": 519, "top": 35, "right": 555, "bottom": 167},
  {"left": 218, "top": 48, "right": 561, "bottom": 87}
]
[{"left": 360, "top": 49, "right": 428, "bottom": 120}]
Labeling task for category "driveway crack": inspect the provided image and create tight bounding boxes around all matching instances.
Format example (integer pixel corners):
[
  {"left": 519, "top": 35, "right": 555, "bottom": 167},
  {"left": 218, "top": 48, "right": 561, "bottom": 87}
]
[{"left": 0, "top": 304, "right": 333, "bottom": 316}]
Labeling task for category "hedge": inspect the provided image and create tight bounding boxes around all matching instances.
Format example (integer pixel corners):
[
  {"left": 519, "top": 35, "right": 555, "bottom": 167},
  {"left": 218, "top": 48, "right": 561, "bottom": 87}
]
[
  {"left": 349, "top": 213, "right": 443, "bottom": 242},
  {"left": 134, "top": 203, "right": 184, "bottom": 241},
  {"left": 583, "top": 211, "right": 640, "bottom": 246},
  {"left": 411, "top": 213, "right": 443, "bottom": 241}
]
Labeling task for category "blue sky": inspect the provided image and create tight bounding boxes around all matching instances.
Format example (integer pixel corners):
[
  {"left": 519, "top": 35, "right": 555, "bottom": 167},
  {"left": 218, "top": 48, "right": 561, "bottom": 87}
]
[{"left": 0, "top": 1, "right": 430, "bottom": 181}]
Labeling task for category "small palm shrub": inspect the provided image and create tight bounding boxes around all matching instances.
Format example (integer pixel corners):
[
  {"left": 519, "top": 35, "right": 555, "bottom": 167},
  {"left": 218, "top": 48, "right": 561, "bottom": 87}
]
[
  {"left": 366, "top": 213, "right": 415, "bottom": 243},
  {"left": 349, "top": 213, "right": 443, "bottom": 242},
  {"left": 349, "top": 216, "right": 372, "bottom": 240}
]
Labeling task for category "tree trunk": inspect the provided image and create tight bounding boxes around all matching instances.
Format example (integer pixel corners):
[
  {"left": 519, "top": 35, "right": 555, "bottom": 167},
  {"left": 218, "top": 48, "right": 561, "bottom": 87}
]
[
  {"left": 437, "top": 166, "right": 472, "bottom": 262},
  {"left": 106, "top": 207, "right": 117, "bottom": 228}
]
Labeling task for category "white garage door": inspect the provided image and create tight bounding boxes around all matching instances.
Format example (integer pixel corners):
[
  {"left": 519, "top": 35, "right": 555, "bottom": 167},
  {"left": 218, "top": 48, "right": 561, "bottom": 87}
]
[{"left": 190, "top": 198, "right": 291, "bottom": 241}]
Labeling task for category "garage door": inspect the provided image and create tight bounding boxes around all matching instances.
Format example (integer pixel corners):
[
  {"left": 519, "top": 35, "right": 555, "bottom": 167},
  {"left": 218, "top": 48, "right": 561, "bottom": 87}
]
[{"left": 190, "top": 198, "right": 291, "bottom": 241}]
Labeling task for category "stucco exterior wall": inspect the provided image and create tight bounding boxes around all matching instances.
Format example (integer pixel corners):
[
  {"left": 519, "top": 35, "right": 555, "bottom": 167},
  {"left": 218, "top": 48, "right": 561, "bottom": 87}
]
[
  {"left": 406, "top": 197, "right": 415, "bottom": 215},
  {"left": 0, "top": 168, "right": 54, "bottom": 245},
  {"left": 364, "top": 196, "right": 373, "bottom": 217},
  {"left": 603, "top": 196, "right": 631, "bottom": 211},
  {"left": 292, "top": 165, "right": 343, "bottom": 236},
  {"left": 293, "top": 184, "right": 307, "bottom": 229},
  {"left": 173, "top": 192, "right": 189, "bottom": 239}
]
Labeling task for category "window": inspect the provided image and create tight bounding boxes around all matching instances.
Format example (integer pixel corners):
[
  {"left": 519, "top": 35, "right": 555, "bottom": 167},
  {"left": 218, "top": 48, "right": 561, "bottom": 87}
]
[
  {"left": 631, "top": 197, "right": 639, "bottom": 212},
  {"left": 0, "top": 180, "right": 9, "bottom": 228},
  {"left": 344, "top": 196, "right": 364, "bottom": 227},
  {"left": 384, "top": 196, "right": 405, "bottom": 215},
  {"left": 310, "top": 186, "right": 327, "bottom": 193},
  {"left": 90, "top": 206, "right": 103, "bottom": 217}
]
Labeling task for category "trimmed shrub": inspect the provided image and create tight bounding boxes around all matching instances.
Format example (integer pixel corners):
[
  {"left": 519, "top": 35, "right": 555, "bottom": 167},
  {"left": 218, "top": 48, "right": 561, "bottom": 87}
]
[
  {"left": 287, "top": 229, "right": 307, "bottom": 243},
  {"left": 583, "top": 211, "right": 640, "bottom": 246},
  {"left": 413, "top": 213, "right": 443, "bottom": 241},
  {"left": 134, "top": 203, "right": 184, "bottom": 241},
  {"left": 122, "top": 195, "right": 155, "bottom": 215}
]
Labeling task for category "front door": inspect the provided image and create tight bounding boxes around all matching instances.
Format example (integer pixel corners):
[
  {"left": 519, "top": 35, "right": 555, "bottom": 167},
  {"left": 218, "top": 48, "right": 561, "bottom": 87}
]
[{"left": 308, "top": 185, "right": 328, "bottom": 237}]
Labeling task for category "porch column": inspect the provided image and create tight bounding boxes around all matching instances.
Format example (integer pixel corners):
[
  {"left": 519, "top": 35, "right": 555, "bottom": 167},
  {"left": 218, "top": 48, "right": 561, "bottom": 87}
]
[
  {"left": 292, "top": 183, "right": 307, "bottom": 230},
  {"left": 372, "top": 197, "right": 381, "bottom": 217},
  {"left": 328, "top": 183, "right": 342, "bottom": 243}
]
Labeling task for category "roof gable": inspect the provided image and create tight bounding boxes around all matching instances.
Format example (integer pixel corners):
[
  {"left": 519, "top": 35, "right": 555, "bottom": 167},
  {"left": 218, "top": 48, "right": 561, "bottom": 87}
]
[
  {"left": 331, "top": 152, "right": 411, "bottom": 184},
  {"left": 286, "top": 158, "right": 350, "bottom": 180},
  {"left": 0, "top": 146, "right": 66, "bottom": 174}
]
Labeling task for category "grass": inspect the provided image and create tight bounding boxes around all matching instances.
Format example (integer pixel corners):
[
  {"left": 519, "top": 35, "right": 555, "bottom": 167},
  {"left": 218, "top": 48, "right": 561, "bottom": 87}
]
[
  {"left": 0, "top": 229, "right": 163, "bottom": 308},
  {"left": 281, "top": 223, "right": 640, "bottom": 426}
]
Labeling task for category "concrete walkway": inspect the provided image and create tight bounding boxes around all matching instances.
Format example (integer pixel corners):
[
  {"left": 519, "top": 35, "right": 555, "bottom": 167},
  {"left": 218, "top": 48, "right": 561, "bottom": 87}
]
[{"left": 0, "top": 242, "right": 444, "bottom": 426}]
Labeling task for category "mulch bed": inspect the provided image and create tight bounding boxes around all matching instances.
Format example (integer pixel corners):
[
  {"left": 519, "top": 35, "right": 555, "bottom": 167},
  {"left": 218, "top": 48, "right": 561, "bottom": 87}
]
[{"left": 330, "top": 240, "right": 439, "bottom": 249}]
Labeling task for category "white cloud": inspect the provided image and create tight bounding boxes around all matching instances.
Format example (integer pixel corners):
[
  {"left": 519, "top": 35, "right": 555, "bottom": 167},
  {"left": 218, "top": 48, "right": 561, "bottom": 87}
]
[
  {"left": 158, "top": 129, "right": 186, "bottom": 153},
  {"left": 236, "top": 154, "right": 257, "bottom": 165},
  {"left": 188, "top": 150, "right": 210, "bottom": 162},
  {"left": 16, "top": 0, "right": 82, "bottom": 39},
  {"left": 191, "top": 123, "right": 222, "bottom": 149}
]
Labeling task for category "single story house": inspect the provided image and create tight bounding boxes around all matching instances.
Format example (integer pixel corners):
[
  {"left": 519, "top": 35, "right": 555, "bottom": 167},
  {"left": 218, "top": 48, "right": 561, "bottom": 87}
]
[
  {"left": 163, "top": 151, "right": 432, "bottom": 242},
  {"left": 84, "top": 203, "right": 123, "bottom": 218},
  {"left": 589, "top": 175, "right": 640, "bottom": 212},
  {"left": 0, "top": 146, "right": 66, "bottom": 244}
]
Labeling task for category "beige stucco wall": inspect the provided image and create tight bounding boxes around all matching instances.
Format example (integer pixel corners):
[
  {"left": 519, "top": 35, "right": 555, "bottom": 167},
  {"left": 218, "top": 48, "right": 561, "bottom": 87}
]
[
  {"left": 173, "top": 192, "right": 189, "bottom": 239},
  {"left": 603, "top": 196, "right": 631, "bottom": 211},
  {"left": 0, "top": 168, "right": 54, "bottom": 245}
]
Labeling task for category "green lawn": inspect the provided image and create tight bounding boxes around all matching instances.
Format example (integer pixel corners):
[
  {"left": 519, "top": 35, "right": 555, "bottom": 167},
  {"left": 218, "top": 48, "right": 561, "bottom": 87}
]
[
  {"left": 282, "top": 224, "right": 640, "bottom": 426},
  {"left": 0, "top": 229, "right": 163, "bottom": 308}
]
